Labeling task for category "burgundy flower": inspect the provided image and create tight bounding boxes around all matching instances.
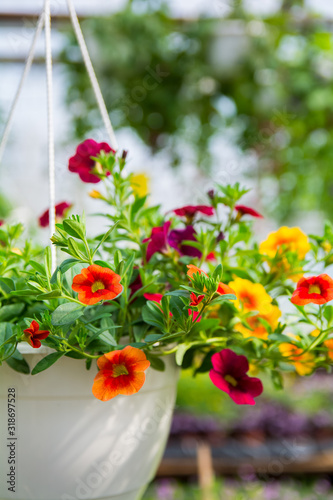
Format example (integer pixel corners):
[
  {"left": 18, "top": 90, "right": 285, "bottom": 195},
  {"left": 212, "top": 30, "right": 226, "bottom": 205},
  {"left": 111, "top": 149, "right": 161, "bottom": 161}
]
[
  {"left": 173, "top": 205, "right": 214, "bottom": 222},
  {"left": 143, "top": 221, "right": 171, "bottom": 262},
  {"left": 129, "top": 269, "right": 143, "bottom": 297},
  {"left": 209, "top": 349, "right": 263, "bottom": 405},
  {"left": 235, "top": 205, "right": 263, "bottom": 219},
  {"left": 39, "top": 202, "right": 72, "bottom": 228},
  {"left": 168, "top": 226, "right": 202, "bottom": 258},
  {"left": 68, "top": 139, "right": 115, "bottom": 183}
]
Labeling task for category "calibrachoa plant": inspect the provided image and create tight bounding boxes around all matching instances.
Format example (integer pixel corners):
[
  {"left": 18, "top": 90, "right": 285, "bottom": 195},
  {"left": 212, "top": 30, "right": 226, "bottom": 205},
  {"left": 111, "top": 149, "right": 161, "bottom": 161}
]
[{"left": 2, "top": 139, "right": 333, "bottom": 406}]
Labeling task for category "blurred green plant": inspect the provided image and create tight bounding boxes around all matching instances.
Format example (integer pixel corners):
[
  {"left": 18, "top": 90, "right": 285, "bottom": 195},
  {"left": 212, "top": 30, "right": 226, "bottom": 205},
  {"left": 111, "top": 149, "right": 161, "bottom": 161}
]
[{"left": 61, "top": 0, "right": 333, "bottom": 221}]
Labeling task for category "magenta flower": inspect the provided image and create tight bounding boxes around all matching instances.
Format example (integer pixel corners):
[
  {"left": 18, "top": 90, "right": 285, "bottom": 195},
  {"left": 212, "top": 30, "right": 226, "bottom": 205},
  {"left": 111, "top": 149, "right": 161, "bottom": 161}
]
[
  {"left": 144, "top": 293, "right": 164, "bottom": 303},
  {"left": 209, "top": 349, "right": 263, "bottom": 405},
  {"left": 68, "top": 139, "right": 115, "bottom": 183},
  {"left": 39, "top": 202, "right": 72, "bottom": 228},
  {"left": 168, "top": 226, "right": 201, "bottom": 258},
  {"left": 235, "top": 205, "right": 263, "bottom": 219},
  {"left": 143, "top": 221, "right": 171, "bottom": 262},
  {"left": 0, "top": 220, "right": 4, "bottom": 226}
]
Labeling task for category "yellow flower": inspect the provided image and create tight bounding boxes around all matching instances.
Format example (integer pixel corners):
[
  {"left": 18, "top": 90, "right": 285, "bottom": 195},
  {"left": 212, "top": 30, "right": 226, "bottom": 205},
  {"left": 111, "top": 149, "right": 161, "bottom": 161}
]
[
  {"left": 322, "top": 241, "right": 332, "bottom": 253},
  {"left": 89, "top": 190, "right": 104, "bottom": 200},
  {"left": 235, "top": 305, "right": 281, "bottom": 341},
  {"left": 228, "top": 278, "right": 274, "bottom": 315},
  {"left": 259, "top": 226, "right": 310, "bottom": 259},
  {"left": 248, "top": 363, "right": 259, "bottom": 376},
  {"left": 279, "top": 341, "right": 315, "bottom": 376},
  {"left": 130, "top": 173, "right": 150, "bottom": 198},
  {"left": 11, "top": 247, "right": 22, "bottom": 255}
]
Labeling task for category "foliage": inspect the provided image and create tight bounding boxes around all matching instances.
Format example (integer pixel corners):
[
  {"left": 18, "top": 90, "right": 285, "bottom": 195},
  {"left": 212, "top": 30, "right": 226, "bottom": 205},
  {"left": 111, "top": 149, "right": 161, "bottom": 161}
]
[
  {"left": 61, "top": 0, "right": 333, "bottom": 220},
  {"left": 2, "top": 144, "right": 333, "bottom": 404}
]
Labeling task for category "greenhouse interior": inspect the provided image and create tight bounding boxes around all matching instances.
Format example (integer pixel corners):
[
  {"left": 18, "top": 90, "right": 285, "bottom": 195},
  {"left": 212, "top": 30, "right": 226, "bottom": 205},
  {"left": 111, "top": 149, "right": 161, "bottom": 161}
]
[{"left": 1, "top": 0, "right": 333, "bottom": 499}]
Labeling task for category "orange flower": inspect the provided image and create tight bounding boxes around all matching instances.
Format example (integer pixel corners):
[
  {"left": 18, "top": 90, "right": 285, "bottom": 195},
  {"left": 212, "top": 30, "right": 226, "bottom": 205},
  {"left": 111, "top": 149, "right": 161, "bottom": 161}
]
[
  {"left": 92, "top": 346, "right": 150, "bottom": 401},
  {"left": 279, "top": 342, "right": 315, "bottom": 376},
  {"left": 23, "top": 321, "right": 50, "bottom": 348},
  {"left": 235, "top": 305, "right": 281, "bottom": 341},
  {"left": 324, "top": 339, "right": 333, "bottom": 360},
  {"left": 228, "top": 278, "right": 274, "bottom": 315},
  {"left": 259, "top": 226, "right": 310, "bottom": 259},
  {"left": 187, "top": 264, "right": 207, "bottom": 279},
  {"left": 291, "top": 274, "right": 333, "bottom": 306},
  {"left": 217, "top": 282, "right": 235, "bottom": 296},
  {"left": 72, "top": 264, "right": 123, "bottom": 305}
]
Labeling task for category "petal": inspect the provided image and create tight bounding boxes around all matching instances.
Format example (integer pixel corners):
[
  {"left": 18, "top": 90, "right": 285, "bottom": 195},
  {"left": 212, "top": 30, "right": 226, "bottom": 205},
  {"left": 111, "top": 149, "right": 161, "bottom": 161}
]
[{"left": 209, "top": 369, "right": 231, "bottom": 394}]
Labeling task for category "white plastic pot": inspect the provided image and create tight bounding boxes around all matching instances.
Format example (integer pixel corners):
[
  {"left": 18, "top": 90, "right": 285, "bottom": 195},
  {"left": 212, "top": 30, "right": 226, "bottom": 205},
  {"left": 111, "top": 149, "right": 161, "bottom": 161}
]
[{"left": 0, "top": 346, "right": 179, "bottom": 500}]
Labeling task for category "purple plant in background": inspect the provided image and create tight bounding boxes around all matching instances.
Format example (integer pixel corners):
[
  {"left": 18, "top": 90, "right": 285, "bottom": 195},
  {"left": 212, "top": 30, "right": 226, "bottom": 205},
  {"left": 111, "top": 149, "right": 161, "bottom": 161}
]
[{"left": 156, "top": 479, "right": 176, "bottom": 500}]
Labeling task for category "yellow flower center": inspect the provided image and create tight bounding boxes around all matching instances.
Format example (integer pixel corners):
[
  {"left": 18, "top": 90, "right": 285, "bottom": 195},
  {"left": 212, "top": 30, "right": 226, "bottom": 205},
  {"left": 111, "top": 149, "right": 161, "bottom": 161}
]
[
  {"left": 225, "top": 374, "right": 238, "bottom": 387},
  {"left": 309, "top": 285, "right": 321, "bottom": 295},
  {"left": 91, "top": 280, "right": 105, "bottom": 293},
  {"left": 113, "top": 364, "right": 129, "bottom": 377}
]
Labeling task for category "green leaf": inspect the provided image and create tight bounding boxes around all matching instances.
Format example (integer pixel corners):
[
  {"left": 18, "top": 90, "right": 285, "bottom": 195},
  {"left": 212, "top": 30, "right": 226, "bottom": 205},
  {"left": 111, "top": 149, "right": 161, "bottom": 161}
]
[
  {"left": 58, "top": 258, "right": 80, "bottom": 274},
  {"left": 210, "top": 294, "right": 236, "bottom": 304},
  {"left": 63, "top": 219, "right": 86, "bottom": 240},
  {"left": 0, "top": 303, "right": 25, "bottom": 322},
  {"left": 6, "top": 349, "right": 30, "bottom": 374},
  {"left": 0, "top": 323, "right": 17, "bottom": 349},
  {"left": 29, "top": 260, "right": 47, "bottom": 276},
  {"left": 324, "top": 305, "right": 333, "bottom": 326},
  {"left": 0, "top": 277, "right": 15, "bottom": 294},
  {"left": 44, "top": 247, "right": 52, "bottom": 278},
  {"left": 142, "top": 302, "right": 165, "bottom": 329},
  {"left": 144, "top": 333, "right": 163, "bottom": 343},
  {"left": 175, "top": 344, "right": 191, "bottom": 366},
  {"left": 93, "top": 260, "right": 114, "bottom": 270},
  {"left": 268, "top": 333, "right": 293, "bottom": 343},
  {"left": 37, "top": 290, "right": 63, "bottom": 300},
  {"left": 51, "top": 303, "right": 84, "bottom": 326},
  {"left": 169, "top": 295, "right": 186, "bottom": 323},
  {"left": 92, "top": 223, "right": 119, "bottom": 257},
  {"left": 67, "top": 238, "right": 87, "bottom": 260},
  {"left": 146, "top": 354, "right": 165, "bottom": 371},
  {"left": 212, "top": 264, "right": 223, "bottom": 281},
  {"left": 165, "top": 290, "right": 190, "bottom": 298},
  {"left": 31, "top": 352, "right": 65, "bottom": 375}
]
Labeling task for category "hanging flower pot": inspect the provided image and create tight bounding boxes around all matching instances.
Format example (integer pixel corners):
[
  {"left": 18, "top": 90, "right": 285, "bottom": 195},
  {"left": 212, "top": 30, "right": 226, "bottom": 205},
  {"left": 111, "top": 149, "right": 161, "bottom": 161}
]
[{"left": 0, "top": 345, "right": 178, "bottom": 500}]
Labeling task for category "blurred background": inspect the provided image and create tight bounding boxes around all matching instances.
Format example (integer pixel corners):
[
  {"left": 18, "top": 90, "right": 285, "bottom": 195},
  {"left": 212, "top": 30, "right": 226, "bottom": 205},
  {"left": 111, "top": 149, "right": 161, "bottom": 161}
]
[{"left": 2, "top": 0, "right": 333, "bottom": 498}]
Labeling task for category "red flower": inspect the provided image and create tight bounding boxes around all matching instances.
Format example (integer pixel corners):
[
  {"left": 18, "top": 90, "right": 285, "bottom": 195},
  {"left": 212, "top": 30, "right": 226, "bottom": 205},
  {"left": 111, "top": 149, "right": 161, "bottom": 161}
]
[
  {"left": 168, "top": 226, "right": 201, "bottom": 258},
  {"left": 72, "top": 264, "right": 123, "bottom": 305},
  {"left": 235, "top": 205, "right": 263, "bottom": 218},
  {"left": 188, "top": 309, "right": 202, "bottom": 322},
  {"left": 173, "top": 205, "right": 214, "bottom": 220},
  {"left": 39, "top": 202, "right": 72, "bottom": 228},
  {"left": 144, "top": 293, "right": 163, "bottom": 303},
  {"left": 23, "top": 321, "right": 50, "bottom": 349},
  {"left": 68, "top": 139, "right": 115, "bottom": 184},
  {"left": 206, "top": 252, "right": 217, "bottom": 262},
  {"left": 189, "top": 292, "right": 205, "bottom": 307},
  {"left": 92, "top": 346, "right": 150, "bottom": 401},
  {"left": 143, "top": 221, "right": 171, "bottom": 262},
  {"left": 209, "top": 349, "right": 263, "bottom": 405},
  {"left": 0, "top": 220, "right": 4, "bottom": 226},
  {"left": 291, "top": 274, "right": 333, "bottom": 306}
]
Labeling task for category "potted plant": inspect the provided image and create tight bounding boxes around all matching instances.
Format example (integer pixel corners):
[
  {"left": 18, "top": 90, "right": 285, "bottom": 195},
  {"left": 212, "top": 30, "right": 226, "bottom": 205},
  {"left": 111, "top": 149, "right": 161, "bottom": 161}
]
[{"left": 1, "top": 139, "right": 333, "bottom": 500}]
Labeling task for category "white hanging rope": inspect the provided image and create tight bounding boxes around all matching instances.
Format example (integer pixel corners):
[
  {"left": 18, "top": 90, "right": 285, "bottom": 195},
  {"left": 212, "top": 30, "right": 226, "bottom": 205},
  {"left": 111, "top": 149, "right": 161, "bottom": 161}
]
[
  {"left": 44, "top": 0, "right": 57, "bottom": 273},
  {"left": 66, "top": 0, "right": 118, "bottom": 150},
  {"left": 0, "top": 9, "right": 45, "bottom": 164}
]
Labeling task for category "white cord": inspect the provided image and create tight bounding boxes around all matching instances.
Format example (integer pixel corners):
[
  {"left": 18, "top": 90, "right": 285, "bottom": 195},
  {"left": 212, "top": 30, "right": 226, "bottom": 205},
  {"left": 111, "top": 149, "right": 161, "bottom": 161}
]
[
  {"left": 66, "top": 0, "right": 118, "bottom": 150},
  {"left": 0, "top": 10, "right": 45, "bottom": 164},
  {"left": 44, "top": 0, "right": 57, "bottom": 273}
]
